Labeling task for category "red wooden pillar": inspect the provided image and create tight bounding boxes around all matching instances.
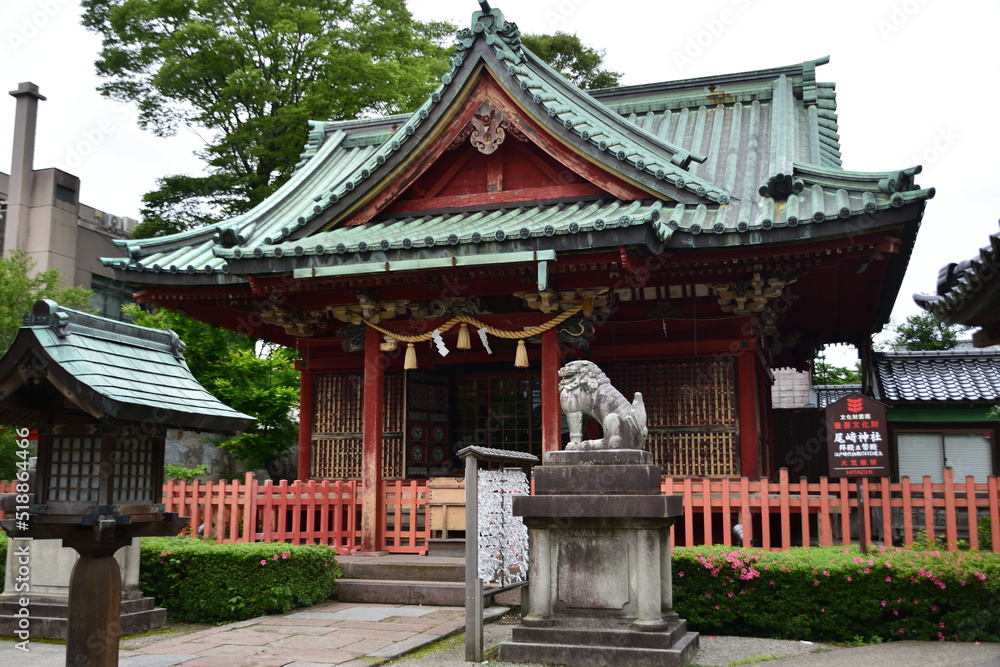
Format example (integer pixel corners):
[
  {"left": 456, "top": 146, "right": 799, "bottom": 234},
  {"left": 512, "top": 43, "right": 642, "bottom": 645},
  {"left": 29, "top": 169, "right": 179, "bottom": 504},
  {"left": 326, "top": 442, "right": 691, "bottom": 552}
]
[
  {"left": 737, "top": 351, "right": 760, "bottom": 480},
  {"left": 541, "top": 329, "right": 561, "bottom": 452},
  {"left": 361, "top": 326, "right": 384, "bottom": 552},
  {"left": 297, "top": 369, "right": 314, "bottom": 481}
]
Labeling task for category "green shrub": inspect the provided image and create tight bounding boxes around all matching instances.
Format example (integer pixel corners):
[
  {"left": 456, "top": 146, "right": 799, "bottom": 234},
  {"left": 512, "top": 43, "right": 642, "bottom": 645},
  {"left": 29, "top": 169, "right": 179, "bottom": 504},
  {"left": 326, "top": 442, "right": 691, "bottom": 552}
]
[
  {"left": 140, "top": 536, "right": 341, "bottom": 623},
  {"left": 163, "top": 464, "right": 209, "bottom": 481},
  {"left": 980, "top": 516, "right": 993, "bottom": 551},
  {"left": 674, "top": 545, "right": 1000, "bottom": 643}
]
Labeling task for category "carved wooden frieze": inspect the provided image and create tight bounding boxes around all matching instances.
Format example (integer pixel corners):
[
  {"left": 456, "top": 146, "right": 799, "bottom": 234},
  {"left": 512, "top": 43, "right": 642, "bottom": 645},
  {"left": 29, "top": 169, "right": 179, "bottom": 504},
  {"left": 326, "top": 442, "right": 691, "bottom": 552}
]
[
  {"left": 259, "top": 303, "right": 327, "bottom": 337},
  {"left": 470, "top": 100, "right": 506, "bottom": 154}
]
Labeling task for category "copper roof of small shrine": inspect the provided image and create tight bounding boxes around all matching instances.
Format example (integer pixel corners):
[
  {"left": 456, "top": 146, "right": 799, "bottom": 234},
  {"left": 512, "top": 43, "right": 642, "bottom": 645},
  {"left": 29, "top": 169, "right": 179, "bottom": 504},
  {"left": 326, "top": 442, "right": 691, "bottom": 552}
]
[
  {"left": 101, "top": 3, "right": 934, "bottom": 291},
  {"left": 0, "top": 300, "right": 254, "bottom": 431}
]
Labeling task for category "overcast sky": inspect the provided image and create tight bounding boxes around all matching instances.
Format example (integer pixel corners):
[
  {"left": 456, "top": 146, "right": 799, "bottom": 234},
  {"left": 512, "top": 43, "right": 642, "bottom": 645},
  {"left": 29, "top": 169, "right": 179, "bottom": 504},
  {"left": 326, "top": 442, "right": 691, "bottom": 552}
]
[{"left": 2, "top": 0, "right": 998, "bottom": 345}]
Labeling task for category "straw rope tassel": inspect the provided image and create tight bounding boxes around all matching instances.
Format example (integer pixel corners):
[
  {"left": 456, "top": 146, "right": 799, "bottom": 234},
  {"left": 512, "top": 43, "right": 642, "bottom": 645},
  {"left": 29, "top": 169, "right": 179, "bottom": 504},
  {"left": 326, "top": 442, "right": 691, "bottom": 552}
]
[
  {"left": 404, "top": 343, "right": 418, "bottom": 370},
  {"left": 457, "top": 322, "right": 471, "bottom": 350},
  {"left": 514, "top": 340, "right": 529, "bottom": 368}
]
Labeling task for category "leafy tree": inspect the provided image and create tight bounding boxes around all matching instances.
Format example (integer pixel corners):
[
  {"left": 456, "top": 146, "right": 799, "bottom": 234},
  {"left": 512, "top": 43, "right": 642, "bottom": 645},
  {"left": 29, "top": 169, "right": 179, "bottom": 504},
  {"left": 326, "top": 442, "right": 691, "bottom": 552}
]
[
  {"left": 0, "top": 252, "right": 92, "bottom": 478},
  {"left": 0, "top": 429, "right": 23, "bottom": 481},
  {"left": 0, "top": 250, "right": 94, "bottom": 352},
  {"left": 521, "top": 32, "right": 622, "bottom": 90},
  {"left": 82, "top": 0, "right": 455, "bottom": 234},
  {"left": 889, "top": 312, "right": 969, "bottom": 351},
  {"left": 812, "top": 361, "right": 862, "bottom": 386},
  {"left": 123, "top": 304, "right": 299, "bottom": 474}
]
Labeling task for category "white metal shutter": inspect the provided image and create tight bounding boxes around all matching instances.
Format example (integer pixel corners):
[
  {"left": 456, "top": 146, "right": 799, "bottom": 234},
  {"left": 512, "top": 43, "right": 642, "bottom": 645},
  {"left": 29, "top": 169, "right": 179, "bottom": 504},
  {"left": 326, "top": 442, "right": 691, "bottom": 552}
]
[
  {"left": 944, "top": 433, "right": 993, "bottom": 483},
  {"left": 897, "top": 433, "right": 944, "bottom": 484}
]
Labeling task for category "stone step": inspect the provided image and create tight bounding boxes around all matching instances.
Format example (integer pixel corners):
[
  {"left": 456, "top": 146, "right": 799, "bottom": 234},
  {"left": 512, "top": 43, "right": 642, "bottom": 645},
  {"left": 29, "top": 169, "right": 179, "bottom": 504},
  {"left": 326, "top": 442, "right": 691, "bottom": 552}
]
[
  {"left": 335, "top": 579, "right": 466, "bottom": 606},
  {"left": 499, "top": 631, "right": 699, "bottom": 667},
  {"left": 512, "top": 619, "right": 689, "bottom": 650},
  {"left": 0, "top": 606, "right": 168, "bottom": 640},
  {"left": 337, "top": 557, "right": 464, "bottom": 582},
  {"left": 335, "top": 578, "right": 517, "bottom": 607},
  {"left": 426, "top": 538, "right": 466, "bottom": 557},
  {"left": 0, "top": 596, "right": 158, "bottom": 619}
]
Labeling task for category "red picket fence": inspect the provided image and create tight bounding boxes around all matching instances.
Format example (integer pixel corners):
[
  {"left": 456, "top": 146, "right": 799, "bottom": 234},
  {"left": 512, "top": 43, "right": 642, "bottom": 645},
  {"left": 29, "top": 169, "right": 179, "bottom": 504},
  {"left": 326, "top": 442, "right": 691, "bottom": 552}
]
[
  {"left": 665, "top": 467, "right": 998, "bottom": 552},
  {"left": 160, "top": 474, "right": 428, "bottom": 554},
  {"left": 1, "top": 467, "right": 996, "bottom": 553}
]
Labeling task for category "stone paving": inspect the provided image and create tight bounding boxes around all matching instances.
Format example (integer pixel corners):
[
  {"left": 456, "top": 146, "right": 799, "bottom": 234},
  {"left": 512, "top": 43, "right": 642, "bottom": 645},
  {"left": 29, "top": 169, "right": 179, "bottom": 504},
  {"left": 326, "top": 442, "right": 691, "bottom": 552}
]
[{"left": 111, "top": 603, "right": 508, "bottom": 667}]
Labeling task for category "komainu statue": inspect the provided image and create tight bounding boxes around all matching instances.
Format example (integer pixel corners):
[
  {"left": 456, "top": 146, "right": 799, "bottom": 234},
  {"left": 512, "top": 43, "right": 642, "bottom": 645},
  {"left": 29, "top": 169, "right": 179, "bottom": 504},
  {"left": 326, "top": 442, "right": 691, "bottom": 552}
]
[{"left": 558, "top": 360, "right": 648, "bottom": 451}]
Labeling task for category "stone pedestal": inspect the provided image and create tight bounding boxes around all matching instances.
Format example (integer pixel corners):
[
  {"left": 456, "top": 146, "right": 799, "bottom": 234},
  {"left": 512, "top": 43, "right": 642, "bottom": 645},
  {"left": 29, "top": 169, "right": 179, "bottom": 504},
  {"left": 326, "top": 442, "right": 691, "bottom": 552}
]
[
  {"left": 0, "top": 538, "right": 166, "bottom": 639},
  {"left": 499, "top": 449, "right": 698, "bottom": 667}
]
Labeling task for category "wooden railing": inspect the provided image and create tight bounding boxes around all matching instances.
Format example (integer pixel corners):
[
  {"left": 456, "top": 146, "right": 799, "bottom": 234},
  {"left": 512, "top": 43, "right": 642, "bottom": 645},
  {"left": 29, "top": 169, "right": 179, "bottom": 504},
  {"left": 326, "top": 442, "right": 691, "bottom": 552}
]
[
  {"left": 158, "top": 474, "right": 429, "bottom": 554},
  {"left": 665, "top": 467, "right": 998, "bottom": 552},
  {"left": 0, "top": 467, "right": 995, "bottom": 553}
]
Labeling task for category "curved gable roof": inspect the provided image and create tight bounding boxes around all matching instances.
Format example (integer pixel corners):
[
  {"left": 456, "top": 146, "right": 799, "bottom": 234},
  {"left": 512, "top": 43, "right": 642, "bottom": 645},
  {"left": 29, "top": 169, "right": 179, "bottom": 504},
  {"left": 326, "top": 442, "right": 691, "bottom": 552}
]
[{"left": 102, "top": 3, "right": 934, "bottom": 288}]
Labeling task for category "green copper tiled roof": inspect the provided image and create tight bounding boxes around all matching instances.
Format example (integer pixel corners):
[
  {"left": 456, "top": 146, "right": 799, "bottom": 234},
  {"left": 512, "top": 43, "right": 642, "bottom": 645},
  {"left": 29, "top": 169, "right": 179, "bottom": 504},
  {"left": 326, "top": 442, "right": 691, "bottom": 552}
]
[
  {"left": 102, "top": 2, "right": 934, "bottom": 285},
  {"left": 0, "top": 300, "right": 254, "bottom": 431},
  {"left": 216, "top": 199, "right": 665, "bottom": 260}
]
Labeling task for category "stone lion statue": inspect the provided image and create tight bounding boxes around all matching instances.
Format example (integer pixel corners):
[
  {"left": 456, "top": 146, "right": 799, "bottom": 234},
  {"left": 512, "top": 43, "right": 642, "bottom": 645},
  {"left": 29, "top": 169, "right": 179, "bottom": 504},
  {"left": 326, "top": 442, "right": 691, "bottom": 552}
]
[{"left": 558, "top": 360, "right": 648, "bottom": 451}]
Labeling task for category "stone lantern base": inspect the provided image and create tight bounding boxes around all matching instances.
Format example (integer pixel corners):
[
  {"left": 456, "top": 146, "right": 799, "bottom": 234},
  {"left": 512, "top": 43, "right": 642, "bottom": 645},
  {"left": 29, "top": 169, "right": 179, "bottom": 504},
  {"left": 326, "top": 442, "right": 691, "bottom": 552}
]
[
  {"left": 498, "top": 450, "right": 698, "bottom": 667},
  {"left": 0, "top": 538, "right": 166, "bottom": 639}
]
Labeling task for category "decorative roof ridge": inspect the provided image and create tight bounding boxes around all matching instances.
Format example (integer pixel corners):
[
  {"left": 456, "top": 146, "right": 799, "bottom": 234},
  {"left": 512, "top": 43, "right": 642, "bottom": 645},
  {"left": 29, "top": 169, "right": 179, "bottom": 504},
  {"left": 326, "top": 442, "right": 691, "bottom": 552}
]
[
  {"left": 323, "top": 112, "right": 415, "bottom": 130},
  {"left": 793, "top": 162, "right": 923, "bottom": 191},
  {"left": 589, "top": 56, "right": 831, "bottom": 99},
  {"left": 506, "top": 48, "right": 727, "bottom": 204},
  {"left": 915, "top": 223, "right": 1000, "bottom": 317},
  {"left": 874, "top": 348, "right": 1000, "bottom": 359},
  {"left": 23, "top": 299, "right": 187, "bottom": 361},
  {"left": 520, "top": 48, "right": 708, "bottom": 169}
]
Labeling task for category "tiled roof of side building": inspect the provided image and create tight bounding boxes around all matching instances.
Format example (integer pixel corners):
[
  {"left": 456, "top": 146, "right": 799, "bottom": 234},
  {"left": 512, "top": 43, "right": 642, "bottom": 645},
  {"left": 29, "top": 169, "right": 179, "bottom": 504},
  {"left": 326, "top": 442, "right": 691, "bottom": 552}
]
[
  {"left": 813, "top": 384, "right": 862, "bottom": 408},
  {"left": 101, "top": 4, "right": 934, "bottom": 285},
  {"left": 875, "top": 349, "right": 1000, "bottom": 403}
]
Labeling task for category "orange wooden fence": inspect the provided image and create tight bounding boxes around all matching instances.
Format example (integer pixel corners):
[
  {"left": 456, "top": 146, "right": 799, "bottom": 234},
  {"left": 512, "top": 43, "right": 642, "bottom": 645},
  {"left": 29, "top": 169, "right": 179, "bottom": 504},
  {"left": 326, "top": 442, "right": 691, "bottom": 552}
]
[
  {"left": 0, "top": 467, "right": 995, "bottom": 553},
  {"left": 665, "top": 467, "right": 998, "bottom": 552},
  {"left": 158, "top": 474, "right": 429, "bottom": 554}
]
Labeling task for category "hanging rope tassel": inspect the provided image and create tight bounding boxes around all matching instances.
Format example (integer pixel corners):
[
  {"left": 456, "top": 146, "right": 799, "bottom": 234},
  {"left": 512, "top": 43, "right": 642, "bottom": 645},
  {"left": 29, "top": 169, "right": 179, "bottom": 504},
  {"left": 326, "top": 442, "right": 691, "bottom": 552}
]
[
  {"left": 457, "top": 322, "right": 471, "bottom": 350},
  {"left": 514, "top": 339, "right": 529, "bottom": 368},
  {"left": 404, "top": 343, "right": 418, "bottom": 370}
]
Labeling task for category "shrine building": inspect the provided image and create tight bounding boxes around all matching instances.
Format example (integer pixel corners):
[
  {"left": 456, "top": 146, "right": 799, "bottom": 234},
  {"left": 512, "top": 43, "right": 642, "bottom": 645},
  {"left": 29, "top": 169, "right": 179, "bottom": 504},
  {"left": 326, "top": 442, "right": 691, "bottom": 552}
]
[{"left": 102, "top": 4, "right": 934, "bottom": 548}]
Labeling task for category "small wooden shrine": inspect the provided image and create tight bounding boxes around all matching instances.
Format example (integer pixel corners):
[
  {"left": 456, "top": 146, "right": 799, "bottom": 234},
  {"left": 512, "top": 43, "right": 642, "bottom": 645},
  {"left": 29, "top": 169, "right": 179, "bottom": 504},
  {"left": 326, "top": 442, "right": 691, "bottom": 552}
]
[
  {"left": 0, "top": 299, "right": 252, "bottom": 665},
  {"left": 101, "top": 2, "right": 934, "bottom": 549}
]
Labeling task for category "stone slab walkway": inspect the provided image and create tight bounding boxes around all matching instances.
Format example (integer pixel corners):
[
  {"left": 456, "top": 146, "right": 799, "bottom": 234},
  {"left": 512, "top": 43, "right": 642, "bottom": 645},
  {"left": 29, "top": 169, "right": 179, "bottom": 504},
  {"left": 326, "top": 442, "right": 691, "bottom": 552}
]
[
  {"left": 1, "top": 603, "right": 498, "bottom": 667},
  {"left": 113, "top": 603, "right": 507, "bottom": 667}
]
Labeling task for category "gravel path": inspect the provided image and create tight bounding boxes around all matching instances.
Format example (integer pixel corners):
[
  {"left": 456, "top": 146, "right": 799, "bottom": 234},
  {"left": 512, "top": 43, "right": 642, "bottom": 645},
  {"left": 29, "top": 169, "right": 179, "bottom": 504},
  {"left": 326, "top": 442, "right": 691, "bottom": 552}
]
[{"left": 388, "top": 615, "right": 838, "bottom": 667}]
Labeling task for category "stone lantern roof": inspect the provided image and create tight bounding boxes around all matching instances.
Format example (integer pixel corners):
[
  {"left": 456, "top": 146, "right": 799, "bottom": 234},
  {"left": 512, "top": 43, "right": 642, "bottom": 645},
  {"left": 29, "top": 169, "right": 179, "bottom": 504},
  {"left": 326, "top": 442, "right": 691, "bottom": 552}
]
[{"left": 0, "top": 299, "right": 253, "bottom": 432}]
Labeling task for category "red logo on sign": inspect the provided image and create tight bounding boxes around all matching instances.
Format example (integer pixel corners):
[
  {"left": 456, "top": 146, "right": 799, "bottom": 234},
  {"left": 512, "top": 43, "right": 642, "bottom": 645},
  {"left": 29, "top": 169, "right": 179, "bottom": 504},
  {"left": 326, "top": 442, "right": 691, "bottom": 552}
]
[{"left": 846, "top": 397, "right": 864, "bottom": 413}]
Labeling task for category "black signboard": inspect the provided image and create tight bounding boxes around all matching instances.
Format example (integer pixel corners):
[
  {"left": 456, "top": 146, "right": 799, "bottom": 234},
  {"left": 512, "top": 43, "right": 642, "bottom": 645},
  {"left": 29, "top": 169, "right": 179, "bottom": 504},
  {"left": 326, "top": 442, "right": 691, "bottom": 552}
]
[{"left": 825, "top": 393, "right": 890, "bottom": 478}]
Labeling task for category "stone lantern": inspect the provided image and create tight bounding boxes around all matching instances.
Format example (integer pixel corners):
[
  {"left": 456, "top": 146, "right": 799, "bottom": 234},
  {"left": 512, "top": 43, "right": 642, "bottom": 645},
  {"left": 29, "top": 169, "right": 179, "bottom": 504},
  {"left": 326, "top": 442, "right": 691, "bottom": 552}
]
[{"left": 0, "top": 300, "right": 253, "bottom": 666}]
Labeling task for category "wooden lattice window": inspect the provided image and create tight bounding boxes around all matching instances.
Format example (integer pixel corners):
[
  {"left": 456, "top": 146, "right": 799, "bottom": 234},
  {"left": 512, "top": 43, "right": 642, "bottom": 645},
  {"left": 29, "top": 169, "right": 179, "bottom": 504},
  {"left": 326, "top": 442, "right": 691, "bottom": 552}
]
[
  {"left": 44, "top": 436, "right": 102, "bottom": 503},
  {"left": 312, "top": 373, "right": 404, "bottom": 479},
  {"left": 112, "top": 435, "right": 158, "bottom": 503},
  {"left": 606, "top": 360, "right": 739, "bottom": 477},
  {"left": 454, "top": 374, "right": 542, "bottom": 458}
]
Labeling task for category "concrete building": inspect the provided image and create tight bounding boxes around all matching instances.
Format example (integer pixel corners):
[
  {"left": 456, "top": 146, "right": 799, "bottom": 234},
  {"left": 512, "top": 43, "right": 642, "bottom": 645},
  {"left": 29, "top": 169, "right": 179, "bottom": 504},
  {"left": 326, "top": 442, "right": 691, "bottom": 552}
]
[{"left": 0, "top": 82, "right": 137, "bottom": 321}]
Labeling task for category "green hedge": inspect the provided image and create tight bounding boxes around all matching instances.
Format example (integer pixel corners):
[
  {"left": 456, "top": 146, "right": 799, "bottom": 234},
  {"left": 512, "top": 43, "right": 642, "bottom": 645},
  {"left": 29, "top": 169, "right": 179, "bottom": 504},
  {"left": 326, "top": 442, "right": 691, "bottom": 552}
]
[
  {"left": 139, "top": 536, "right": 341, "bottom": 623},
  {"left": 674, "top": 545, "right": 1000, "bottom": 642}
]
